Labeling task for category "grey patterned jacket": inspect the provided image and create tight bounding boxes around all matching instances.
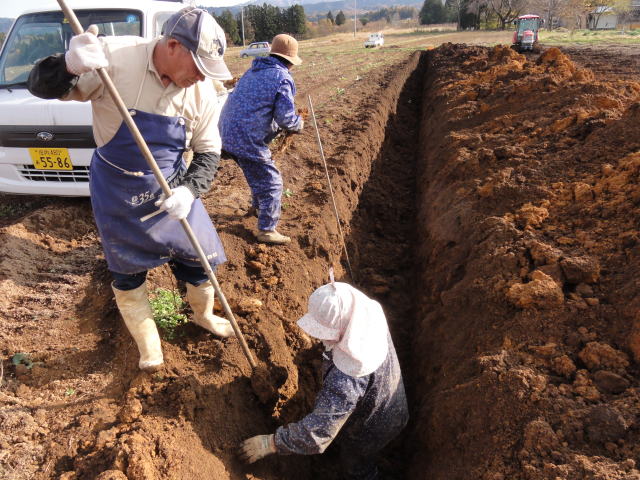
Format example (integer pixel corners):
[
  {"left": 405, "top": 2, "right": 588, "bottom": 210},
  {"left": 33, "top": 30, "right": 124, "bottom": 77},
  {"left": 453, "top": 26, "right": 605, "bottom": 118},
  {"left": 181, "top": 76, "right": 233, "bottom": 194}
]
[{"left": 274, "top": 334, "right": 409, "bottom": 457}]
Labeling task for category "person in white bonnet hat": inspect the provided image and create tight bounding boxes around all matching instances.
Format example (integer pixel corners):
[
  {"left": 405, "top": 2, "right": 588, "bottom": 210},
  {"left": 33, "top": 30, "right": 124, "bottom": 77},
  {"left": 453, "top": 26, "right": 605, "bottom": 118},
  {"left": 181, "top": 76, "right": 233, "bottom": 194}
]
[{"left": 239, "top": 282, "right": 409, "bottom": 479}]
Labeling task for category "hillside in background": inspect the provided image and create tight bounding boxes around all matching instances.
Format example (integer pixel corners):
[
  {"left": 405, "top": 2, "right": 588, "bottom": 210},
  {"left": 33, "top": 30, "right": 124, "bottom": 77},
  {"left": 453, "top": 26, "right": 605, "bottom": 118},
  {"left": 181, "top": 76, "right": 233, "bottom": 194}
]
[{"left": 210, "top": 0, "right": 422, "bottom": 16}]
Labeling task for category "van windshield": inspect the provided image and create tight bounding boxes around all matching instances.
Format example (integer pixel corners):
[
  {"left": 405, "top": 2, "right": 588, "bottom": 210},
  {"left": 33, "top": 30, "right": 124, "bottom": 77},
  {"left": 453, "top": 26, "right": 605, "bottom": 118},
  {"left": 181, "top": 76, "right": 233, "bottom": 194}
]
[{"left": 0, "top": 9, "right": 142, "bottom": 87}]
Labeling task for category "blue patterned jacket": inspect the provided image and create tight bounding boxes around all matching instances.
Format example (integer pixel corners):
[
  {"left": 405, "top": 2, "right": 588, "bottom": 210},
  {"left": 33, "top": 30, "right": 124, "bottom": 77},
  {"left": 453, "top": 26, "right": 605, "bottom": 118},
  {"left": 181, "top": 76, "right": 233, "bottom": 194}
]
[
  {"left": 219, "top": 56, "right": 302, "bottom": 162},
  {"left": 274, "top": 334, "right": 409, "bottom": 457}
]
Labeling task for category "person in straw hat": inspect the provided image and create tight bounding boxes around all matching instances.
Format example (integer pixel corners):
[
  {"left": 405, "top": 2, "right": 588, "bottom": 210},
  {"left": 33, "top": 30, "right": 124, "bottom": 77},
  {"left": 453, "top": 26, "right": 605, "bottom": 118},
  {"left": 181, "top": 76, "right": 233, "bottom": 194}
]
[
  {"left": 219, "top": 34, "right": 304, "bottom": 245},
  {"left": 239, "top": 281, "right": 409, "bottom": 479}
]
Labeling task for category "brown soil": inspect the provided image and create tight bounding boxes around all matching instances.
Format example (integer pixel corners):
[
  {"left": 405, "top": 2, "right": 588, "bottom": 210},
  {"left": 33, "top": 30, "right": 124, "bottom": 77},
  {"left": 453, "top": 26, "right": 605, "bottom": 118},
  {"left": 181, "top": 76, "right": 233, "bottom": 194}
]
[{"left": 3, "top": 42, "right": 640, "bottom": 480}]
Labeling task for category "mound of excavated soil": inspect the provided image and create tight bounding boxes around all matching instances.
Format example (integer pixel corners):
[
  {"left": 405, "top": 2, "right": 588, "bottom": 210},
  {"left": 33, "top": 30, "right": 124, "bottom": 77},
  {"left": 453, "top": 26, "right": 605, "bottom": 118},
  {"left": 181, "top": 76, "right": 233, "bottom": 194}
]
[{"left": 411, "top": 44, "right": 640, "bottom": 480}]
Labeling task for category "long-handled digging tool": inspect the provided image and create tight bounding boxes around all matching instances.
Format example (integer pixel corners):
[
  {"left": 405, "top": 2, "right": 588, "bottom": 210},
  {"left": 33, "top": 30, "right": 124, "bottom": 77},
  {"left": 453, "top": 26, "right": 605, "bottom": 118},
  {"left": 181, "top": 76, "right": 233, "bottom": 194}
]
[
  {"left": 307, "top": 95, "right": 354, "bottom": 281},
  {"left": 56, "top": 0, "right": 256, "bottom": 370}
]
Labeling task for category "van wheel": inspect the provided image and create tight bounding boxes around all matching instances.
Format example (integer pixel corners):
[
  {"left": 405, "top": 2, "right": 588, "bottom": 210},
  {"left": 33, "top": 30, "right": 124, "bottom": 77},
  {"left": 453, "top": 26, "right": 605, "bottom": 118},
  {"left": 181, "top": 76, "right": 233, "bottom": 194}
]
[{"left": 241, "top": 54, "right": 248, "bottom": 58}]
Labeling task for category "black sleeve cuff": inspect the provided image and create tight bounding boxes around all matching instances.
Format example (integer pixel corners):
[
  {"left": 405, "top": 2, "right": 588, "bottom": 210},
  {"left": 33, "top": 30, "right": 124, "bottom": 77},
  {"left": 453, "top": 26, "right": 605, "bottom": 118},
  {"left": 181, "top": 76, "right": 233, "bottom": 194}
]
[
  {"left": 27, "top": 54, "right": 78, "bottom": 99},
  {"left": 181, "top": 151, "right": 220, "bottom": 198}
]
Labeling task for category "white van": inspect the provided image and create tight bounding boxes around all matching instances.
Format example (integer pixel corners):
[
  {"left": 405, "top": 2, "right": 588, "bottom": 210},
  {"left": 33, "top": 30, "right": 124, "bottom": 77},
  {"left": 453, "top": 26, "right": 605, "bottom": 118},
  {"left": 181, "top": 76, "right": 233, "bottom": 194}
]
[
  {"left": 0, "top": 0, "right": 186, "bottom": 196},
  {"left": 364, "top": 32, "right": 384, "bottom": 48}
]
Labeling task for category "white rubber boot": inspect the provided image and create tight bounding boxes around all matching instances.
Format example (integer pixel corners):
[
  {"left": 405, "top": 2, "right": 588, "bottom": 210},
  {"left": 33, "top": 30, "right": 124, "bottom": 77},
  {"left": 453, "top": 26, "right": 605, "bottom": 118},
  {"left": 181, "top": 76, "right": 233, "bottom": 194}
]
[
  {"left": 186, "top": 281, "right": 234, "bottom": 338},
  {"left": 112, "top": 282, "right": 164, "bottom": 372},
  {"left": 255, "top": 229, "right": 291, "bottom": 245}
]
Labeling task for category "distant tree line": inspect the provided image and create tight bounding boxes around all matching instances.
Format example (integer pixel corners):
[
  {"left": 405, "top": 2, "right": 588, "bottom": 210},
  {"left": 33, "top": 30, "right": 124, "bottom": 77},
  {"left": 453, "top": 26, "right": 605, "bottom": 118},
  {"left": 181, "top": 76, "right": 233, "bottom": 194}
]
[
  {"left": 419, "top": 0, "right": 637, "bottom": 30},
  {"left": 210, "top": 4, "right": 307, "bottom": 46},
  {"left": 360, "top": 6, "right": 418, "bottom": 24}
]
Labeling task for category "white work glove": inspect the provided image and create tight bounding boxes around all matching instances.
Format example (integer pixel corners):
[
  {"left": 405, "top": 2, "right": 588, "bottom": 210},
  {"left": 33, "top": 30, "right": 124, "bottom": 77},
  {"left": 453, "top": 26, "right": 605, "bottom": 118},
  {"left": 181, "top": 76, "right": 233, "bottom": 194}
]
[
  {"left": 65, "top": 25, "right": 108, "bottom": 76},
  {"left": 238, "top": 434, "right": 277, "bottom": 464},
  {"left": 291, "top": 117, "right": 304, "bottom": 133},
  {"left": 154, "top": 186, "right": 195, "bottom": 221}
]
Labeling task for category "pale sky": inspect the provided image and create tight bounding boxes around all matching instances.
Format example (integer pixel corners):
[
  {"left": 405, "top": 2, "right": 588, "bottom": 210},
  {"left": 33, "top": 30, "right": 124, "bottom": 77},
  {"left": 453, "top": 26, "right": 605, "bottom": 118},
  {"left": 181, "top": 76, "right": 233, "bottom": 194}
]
[{"left": 1, "top": 0, "right": 246, "bottom": 19}]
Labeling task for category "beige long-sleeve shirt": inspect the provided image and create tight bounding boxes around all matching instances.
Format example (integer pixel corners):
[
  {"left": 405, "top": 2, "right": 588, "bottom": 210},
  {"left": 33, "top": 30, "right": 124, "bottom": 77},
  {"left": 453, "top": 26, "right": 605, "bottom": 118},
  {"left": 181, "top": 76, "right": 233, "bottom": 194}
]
[{"left": 63, "top": 36, "right": 222, "bottom": 154}]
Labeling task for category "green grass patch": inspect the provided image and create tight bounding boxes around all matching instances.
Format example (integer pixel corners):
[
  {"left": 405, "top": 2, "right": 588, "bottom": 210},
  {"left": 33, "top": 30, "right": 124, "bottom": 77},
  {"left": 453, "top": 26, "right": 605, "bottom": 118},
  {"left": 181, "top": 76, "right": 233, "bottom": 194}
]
[
  {"left": 0, "top": 200, "right": 37, "bottom": 218},
  {"left": 541, "top": 28, "right": 640, "bottom": 45},
  {"left": 149, "top": 288, "right": 187, "bottom": 340}
]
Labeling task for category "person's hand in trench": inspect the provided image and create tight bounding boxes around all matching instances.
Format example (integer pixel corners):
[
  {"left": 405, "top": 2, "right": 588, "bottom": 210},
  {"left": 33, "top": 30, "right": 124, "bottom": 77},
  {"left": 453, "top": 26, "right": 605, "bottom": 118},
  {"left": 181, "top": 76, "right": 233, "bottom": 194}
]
[{"left": 238, "top": 434, "right": 277, "bottom": 464}]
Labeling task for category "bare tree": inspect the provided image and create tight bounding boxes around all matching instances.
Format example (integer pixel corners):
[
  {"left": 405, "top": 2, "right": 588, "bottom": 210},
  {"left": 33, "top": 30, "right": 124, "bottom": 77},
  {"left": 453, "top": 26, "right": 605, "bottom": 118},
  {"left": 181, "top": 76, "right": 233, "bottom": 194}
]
[
  {"left": 448, "top": 0, "right": 465, "bottom": 29},
  {"left": 466, "top": 0, "right": 489, "bottom": 29},
  {"left": 584, "top": 0, "right": 617, "bottom": 28},
  {"left": 488, "top": 0, "right": 527, "bottom": 28},
  {"left": 612, "top": 0, "right": 633, "bottom": 29},
  {"left": 561, "top": 0, "right": 592, "bottom": 28}
]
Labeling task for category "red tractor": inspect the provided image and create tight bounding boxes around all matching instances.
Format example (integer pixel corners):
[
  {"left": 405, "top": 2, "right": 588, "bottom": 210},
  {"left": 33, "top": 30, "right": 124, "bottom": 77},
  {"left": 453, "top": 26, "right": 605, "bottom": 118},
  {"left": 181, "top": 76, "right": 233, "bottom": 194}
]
[{"left": 512, "top": 15, "right": 543, "bottom": 52}]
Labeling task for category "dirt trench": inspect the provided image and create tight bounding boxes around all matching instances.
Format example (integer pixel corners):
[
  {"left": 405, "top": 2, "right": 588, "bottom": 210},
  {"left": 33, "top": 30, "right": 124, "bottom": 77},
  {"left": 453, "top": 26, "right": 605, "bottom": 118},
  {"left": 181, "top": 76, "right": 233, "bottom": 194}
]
[{"left": 408, "top": 44, "right": 640, "bottom": 480}]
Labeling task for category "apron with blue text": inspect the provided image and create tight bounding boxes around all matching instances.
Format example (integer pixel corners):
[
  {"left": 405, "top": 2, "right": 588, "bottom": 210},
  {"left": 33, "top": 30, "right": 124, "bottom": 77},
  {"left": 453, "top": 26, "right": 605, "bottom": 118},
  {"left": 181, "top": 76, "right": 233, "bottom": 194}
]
[{"left": 89, "top": 101, "right": 225, "bottom": 274}]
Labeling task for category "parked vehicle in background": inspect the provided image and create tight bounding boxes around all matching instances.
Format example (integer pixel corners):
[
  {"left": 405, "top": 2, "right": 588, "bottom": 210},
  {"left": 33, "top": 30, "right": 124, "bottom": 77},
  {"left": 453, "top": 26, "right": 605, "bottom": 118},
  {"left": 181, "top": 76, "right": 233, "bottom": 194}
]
[
  {"left": 239, "top": 41, "right": 270, "bottom": 58},
  {"left": 0, "top": 0, "right": 185, "bottom": 196},
  {"left": 364, "top": 32, "right": 384, "bottom": 48}
]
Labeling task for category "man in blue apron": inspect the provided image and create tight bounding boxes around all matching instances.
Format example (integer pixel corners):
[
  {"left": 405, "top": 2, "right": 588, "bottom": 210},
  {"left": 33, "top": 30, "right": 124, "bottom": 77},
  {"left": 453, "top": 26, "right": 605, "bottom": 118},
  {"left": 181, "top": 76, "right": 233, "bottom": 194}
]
[
  {"left": 219, "top": 34, "right": 304, "bottom": 245},
  {"left": 28, "top": 7, "right": 234, "bottom": 372}
]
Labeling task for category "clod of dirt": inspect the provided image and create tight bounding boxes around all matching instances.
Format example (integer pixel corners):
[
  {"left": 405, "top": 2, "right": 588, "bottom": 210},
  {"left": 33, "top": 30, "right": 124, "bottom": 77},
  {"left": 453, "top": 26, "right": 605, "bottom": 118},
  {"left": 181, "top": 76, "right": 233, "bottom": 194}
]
[
  {"left": 118, "top": 398, "right": 143, "bottom": 423},
  {"left": 522, "top": 419, "right": 559, "bottom": 455},
  {"left": 560, "top": 256, "right": 600, "bottom": 284},
  {"left": 578, "top": 342, "right": 629, "bottom": 371},
  {"left": 95, "top": 470, "right": 128, "bottom": 480},
  {"left": 572, "top": 370, "right": 601, "bottom": 402},
  {"left": 515, "top": 203, "right": 549, "bottom": 229},
  {"left": 250, "top": 364, "right": 288, "bottom": 406},
  {"left": 551, "top": 355, "right": 576, "bottom": 378},
  {"left": 506, "top": 270, "right": 564, "bottom": 308},
  {"left": 236, "top": 298, "right": 263, "bottom": 314},
  {"left": 585, "top": 405, "right": 629, "bottom": 444},
  {"left": 528, "top": 240, "right": 562, "bottom": 266},
  {"left": 593, "top": 370, "right": 630, "bottom": 394}
]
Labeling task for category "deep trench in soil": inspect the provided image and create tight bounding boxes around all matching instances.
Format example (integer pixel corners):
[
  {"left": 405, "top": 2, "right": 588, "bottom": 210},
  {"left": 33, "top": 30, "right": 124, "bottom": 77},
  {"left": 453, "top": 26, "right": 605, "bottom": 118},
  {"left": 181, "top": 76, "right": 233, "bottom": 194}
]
[{"left": 343, "top": 52, "right": 426, "bottom": 479}]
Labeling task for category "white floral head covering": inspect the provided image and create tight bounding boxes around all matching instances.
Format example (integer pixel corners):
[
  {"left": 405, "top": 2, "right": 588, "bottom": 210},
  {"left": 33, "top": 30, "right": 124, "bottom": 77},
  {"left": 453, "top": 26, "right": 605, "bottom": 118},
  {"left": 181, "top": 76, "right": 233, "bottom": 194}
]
[{"left": 297, "top": 282, "right": 389, "bottom": 377}]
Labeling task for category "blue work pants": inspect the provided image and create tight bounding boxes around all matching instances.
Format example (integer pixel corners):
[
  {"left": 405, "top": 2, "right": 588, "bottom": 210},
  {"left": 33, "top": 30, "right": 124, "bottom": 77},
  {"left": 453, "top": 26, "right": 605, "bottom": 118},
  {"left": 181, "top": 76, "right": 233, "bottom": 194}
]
[
  {"left": 111, "top": 260, "right": 210, "bottom": 291},
  {"left": 233, "top": 155, "right": 283, "bottom": 231}
]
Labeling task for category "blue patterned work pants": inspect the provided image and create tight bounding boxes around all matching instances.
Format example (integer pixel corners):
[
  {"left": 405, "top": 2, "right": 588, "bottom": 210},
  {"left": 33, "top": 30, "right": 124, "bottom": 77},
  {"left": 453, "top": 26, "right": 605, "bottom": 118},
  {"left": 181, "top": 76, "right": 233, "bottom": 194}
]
[{"left": 233, "top": 155, "right": 283, "bottom": 231}]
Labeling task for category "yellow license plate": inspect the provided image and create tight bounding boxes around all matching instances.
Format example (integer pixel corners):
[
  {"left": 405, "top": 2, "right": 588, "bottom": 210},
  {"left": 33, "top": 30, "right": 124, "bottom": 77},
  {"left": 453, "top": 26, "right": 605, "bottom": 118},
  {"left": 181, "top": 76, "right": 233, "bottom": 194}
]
[{"left": 29, "top": 147, "right": 73, "bottom": 170}]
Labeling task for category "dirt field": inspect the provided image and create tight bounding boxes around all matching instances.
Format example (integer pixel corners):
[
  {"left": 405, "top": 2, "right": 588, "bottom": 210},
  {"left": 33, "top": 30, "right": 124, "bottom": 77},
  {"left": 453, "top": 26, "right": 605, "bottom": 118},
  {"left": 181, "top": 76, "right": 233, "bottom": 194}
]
[{"left": 3, "top": 31, "right": 640, "bottom": 479}]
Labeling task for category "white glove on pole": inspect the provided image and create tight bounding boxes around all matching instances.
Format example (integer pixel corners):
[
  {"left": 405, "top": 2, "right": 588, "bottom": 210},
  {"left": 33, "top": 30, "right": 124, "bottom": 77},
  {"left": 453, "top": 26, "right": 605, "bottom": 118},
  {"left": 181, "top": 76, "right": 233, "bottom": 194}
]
[
  {"left": 291, "top": 117, "right": 304, "bottom": 133},
  {"left": 238, "top": 434, "right": 277, "bottom": 464},
  {"left": 65, "top": 25, "right": 108, "bottom": 76},
  {"left": 154, "top": 186, "right": 195, "bottom": 221}
]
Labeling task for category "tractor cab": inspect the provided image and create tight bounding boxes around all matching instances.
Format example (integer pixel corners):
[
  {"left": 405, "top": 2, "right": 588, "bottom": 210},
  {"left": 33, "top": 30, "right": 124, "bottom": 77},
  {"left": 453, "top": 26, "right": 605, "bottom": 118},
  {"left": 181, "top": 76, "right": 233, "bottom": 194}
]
[{"left": 512, "top": 15, "right": 543, "bottom": 52}]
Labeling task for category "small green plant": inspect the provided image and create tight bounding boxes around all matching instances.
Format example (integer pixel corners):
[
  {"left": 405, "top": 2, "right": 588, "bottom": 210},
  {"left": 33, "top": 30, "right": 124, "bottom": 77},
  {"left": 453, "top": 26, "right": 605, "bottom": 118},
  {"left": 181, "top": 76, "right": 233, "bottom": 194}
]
[
  {"left": 11, "top": 352, "right": 33, "bottom": 369},
  {"left": 283, "top": 188, "right": 294, "bottom": 198},
  {"left": 149, "top": 288, "right": 187, "bottom": 340},
  {"left": 282, "top": 202, "right": 290, "bottom": 210},
  {"left": 64, "top": 388, "right": 76, "bottom": 396},
  {"left": 0, "top": 202, "right": 33, "bottom": 218},
  {"left": 335, "top": 87, "right": 345, "bottom": 96}
]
